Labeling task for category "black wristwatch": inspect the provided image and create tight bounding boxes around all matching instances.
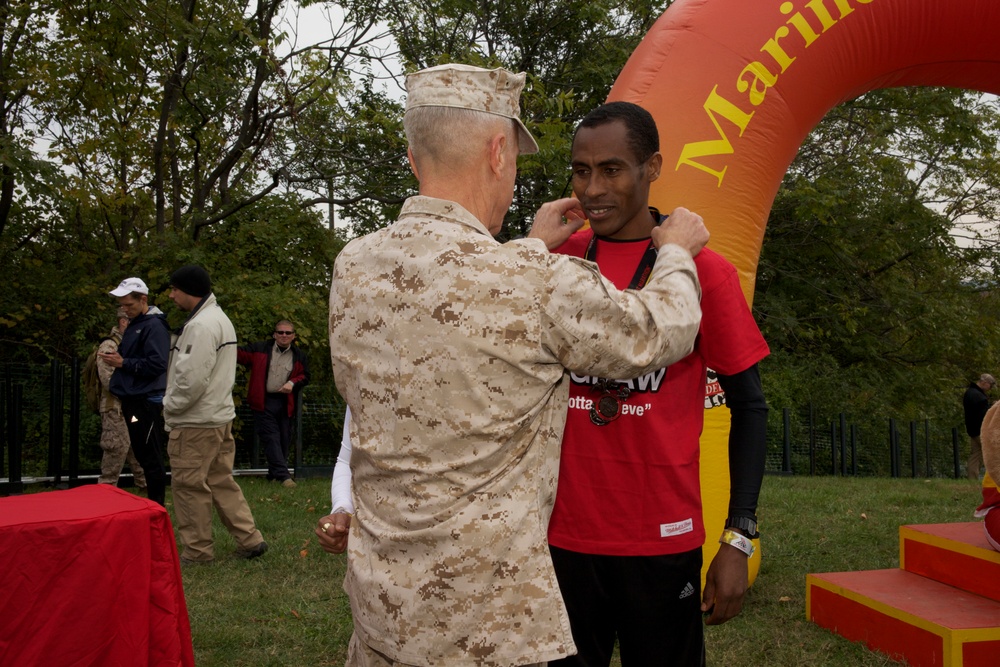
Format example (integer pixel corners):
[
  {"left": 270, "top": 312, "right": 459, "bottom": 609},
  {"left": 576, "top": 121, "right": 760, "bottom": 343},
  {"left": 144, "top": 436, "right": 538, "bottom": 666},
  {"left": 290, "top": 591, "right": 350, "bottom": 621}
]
[{"left": 725, "top": 516, "right": 759, "bottom": 539}]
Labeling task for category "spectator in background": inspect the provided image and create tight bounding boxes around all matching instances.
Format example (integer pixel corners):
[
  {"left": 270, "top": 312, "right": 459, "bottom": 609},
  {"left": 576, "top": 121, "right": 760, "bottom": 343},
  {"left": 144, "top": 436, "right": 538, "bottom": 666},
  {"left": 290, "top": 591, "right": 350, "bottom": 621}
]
[
  {"left": 164, "top": 265, "right": 267, "bottom": 565},
  {"left": 237, "top": 320, "right": 310, "bottom": 488},
  {"left": 96, "top": 307, "right": 147, "bottom": 489},
  {"left": 101, "top": 277, "right": 170, "bottom": 506},
  {"left": 964, "top": 373, "right": 995, "bottom": 480}
]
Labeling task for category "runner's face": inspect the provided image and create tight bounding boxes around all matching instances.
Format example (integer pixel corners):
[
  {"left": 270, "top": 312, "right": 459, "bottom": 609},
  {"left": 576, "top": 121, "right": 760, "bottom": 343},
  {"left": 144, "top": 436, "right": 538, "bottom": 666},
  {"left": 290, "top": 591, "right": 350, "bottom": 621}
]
[{"left": 571, "top": 120, "right": 660, "bottom": 240}]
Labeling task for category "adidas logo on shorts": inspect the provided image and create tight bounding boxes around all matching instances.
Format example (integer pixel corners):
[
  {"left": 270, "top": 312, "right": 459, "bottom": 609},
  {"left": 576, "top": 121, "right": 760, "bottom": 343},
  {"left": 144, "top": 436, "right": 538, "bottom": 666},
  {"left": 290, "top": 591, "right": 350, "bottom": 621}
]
[{"left": 679, "top": 582, "right": 695, "bottom": 599}]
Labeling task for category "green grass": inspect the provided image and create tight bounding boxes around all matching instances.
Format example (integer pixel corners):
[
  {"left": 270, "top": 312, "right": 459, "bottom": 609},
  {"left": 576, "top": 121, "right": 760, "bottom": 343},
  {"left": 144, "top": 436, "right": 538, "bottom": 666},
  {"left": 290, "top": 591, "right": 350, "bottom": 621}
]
[{"left": 157, "top": 474, "right": 983, "bottom": 666}]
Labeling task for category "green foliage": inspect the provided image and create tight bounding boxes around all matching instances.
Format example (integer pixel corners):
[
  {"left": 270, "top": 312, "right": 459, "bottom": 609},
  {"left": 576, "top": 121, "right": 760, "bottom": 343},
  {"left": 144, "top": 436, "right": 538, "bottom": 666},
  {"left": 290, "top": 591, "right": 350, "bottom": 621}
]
[
  {"left": 756, "top": 88, "right": 1000, "bottom": 437},
  {"left": 373, "top": 0, "right": 672, "bottom": 238}
]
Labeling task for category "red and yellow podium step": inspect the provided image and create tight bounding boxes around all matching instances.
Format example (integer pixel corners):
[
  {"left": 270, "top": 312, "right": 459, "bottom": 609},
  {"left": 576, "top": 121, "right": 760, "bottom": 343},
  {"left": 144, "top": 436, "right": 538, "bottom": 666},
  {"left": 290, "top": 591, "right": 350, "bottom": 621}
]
[{"left": 806, "top": 523, "right": 1000, "bottom": 667}]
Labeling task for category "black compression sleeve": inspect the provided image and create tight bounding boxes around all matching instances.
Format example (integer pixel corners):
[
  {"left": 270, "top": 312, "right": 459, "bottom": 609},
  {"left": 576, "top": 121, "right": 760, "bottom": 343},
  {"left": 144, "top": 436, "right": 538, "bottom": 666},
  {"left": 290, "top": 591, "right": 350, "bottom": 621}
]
[{"left": 717, "top": 364, "right": 768, "bottom": 519}]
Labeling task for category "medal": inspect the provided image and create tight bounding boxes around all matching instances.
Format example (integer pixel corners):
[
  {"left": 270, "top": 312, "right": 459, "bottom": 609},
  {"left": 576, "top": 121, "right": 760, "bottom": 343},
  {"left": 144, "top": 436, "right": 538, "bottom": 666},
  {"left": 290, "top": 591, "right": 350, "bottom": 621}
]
[{"left": 589, "top": 379, "right": 630, "bottom": 426}]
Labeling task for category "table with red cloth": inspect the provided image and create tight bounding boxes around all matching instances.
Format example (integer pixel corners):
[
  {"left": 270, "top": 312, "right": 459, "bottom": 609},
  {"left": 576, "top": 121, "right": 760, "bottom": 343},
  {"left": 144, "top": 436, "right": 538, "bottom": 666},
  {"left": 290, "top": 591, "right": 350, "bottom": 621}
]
[{"left": 0, "top": 484, "right": 195, "bottom": 666}]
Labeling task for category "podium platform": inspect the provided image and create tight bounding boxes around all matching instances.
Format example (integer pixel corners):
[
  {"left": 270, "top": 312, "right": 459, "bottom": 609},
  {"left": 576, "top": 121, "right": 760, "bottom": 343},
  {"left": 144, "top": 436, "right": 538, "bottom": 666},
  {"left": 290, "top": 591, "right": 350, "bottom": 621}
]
[{"left": 807, "top": 522, "right": 1000, "bottom": 667}]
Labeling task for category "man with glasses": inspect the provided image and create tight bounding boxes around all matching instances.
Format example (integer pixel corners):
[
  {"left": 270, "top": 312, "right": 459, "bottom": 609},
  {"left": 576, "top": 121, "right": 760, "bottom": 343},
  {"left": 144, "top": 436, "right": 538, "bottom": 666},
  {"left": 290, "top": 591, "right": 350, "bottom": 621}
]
[
  {"left": 965, "top": 372, "right": 996, "bottom": 480},
  {"left": 237, "top": 320, "right": 310, "bottom": 487}
]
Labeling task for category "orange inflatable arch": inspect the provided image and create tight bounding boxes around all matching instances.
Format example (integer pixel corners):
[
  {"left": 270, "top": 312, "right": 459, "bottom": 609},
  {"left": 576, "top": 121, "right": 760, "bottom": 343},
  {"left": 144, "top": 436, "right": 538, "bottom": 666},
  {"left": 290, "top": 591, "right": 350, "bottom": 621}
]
[{"left": 609, "top": 0, "right": 1000, "bottom": 582}]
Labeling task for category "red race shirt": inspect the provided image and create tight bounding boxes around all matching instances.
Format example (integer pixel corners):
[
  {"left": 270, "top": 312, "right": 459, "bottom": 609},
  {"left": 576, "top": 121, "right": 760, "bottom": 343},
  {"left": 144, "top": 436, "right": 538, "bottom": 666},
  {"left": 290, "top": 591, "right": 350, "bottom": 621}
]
[{"left": 548, "top": 231, "right": 769, "bottom": 556}]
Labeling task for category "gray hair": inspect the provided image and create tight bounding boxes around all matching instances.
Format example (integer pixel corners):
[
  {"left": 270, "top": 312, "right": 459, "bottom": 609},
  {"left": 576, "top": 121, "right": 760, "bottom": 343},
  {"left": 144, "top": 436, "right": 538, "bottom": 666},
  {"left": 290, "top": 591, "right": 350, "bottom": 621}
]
[{"left": 404, "top": 106, "right": 514, "bottom": 171}]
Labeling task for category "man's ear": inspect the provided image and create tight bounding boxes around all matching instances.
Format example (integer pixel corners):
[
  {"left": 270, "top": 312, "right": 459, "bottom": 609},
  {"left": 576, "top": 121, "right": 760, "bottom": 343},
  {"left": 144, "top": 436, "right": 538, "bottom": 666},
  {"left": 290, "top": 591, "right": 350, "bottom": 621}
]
[
  {"left": 407, "top": 147, "right": 420, "bottom": 180},
  {"left": 646, "top": 152, "right": 663, "bottom": 183},
  {"left": 488, "top": 132, "right": 508, "bottom": 178}
]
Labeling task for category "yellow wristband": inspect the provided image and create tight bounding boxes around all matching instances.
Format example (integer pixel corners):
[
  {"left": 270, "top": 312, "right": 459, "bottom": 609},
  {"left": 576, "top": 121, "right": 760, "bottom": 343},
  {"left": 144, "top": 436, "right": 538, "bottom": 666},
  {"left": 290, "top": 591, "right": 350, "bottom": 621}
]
[{"left": 719, "top": 529, "right": 755, "bottom": 557}]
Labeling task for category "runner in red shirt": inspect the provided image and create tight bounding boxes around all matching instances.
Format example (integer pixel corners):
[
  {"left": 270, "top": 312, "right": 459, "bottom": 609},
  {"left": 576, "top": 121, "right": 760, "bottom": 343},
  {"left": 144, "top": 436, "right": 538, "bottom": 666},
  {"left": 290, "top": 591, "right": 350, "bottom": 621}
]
[{"left": 548, "top": 102, "right": 770, "bottom": 666}]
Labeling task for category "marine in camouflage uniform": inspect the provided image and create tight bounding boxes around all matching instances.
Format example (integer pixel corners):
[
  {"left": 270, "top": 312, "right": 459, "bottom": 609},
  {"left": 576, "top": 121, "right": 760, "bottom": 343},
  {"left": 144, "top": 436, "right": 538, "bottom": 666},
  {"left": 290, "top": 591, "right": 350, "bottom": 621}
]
[
  {"left": 98, "top": 313, "right": 146, "bottom": 488},
  {"left": 326, "top": 63, "right": 709, "bottom": 667}
]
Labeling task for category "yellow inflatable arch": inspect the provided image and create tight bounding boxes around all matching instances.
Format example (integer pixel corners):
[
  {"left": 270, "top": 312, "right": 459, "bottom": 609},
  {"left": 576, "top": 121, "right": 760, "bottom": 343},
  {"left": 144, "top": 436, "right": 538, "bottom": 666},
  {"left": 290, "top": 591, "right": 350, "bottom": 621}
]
[{"left": 609, "top": 0, "right": 1000, "bottom": 582}]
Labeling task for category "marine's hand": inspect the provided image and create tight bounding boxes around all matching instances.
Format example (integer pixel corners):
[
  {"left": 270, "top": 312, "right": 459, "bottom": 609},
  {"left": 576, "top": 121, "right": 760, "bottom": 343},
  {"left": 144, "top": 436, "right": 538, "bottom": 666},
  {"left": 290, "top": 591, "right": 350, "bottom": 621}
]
[
  {"left": 316, "top": 512, "right": 352, "bottom": 554},
  {"left": 527, "top": 198, "right": 587, "bottom": 250},
  {"left": 651, "top": 207, "right": 709, "bottom": 256},
  {"left": 701, "top": 540, "right": 749, "bottom": 625}
]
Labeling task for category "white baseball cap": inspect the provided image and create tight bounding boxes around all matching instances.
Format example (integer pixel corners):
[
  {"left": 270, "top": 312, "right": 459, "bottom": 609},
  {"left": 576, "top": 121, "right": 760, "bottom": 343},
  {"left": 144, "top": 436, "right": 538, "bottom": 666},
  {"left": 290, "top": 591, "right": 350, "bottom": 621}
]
[{"left": 109, "top": 277, "right": 149, "bottom": 297}]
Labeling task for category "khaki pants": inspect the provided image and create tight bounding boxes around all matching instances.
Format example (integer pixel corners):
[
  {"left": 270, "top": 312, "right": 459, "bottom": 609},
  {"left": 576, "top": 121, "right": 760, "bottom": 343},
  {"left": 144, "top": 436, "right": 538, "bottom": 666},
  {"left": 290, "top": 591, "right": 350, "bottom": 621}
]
[
  {"left": 346, "top": 633, "right": 547, "bottom": 667},
  {"left": 168, "top": 422, "right": 263, "bottom": 562},
  {"left": 969, "top": 435, "right": 984, "bottom": 480}
]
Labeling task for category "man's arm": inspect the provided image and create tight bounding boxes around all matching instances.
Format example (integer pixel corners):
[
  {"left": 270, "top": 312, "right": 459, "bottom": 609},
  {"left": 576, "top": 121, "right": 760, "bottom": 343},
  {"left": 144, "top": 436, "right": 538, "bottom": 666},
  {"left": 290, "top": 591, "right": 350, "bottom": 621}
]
[
  {"left": 121, "top": 321, "right": 170, "bottom": 378},
  {"left": 541, "top": 249, "right": 704, "bottom": 380},
  {"left": 702, "top": 364, "right": 767, "bottom": 625},
  {"left": 96, "top": 338, "right": 117, "bottom": 389},
  {"left": 290, "top": 349, "right": 310, "bottom": 389},
  {"left": 317, "top": 405, "right": 354, "bottom": 554}
]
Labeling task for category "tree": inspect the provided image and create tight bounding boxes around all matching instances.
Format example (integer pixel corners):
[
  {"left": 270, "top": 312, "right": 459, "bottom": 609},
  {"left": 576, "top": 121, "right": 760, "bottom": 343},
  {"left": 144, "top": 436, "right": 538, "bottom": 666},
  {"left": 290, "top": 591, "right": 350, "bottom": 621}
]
[
  {"left": 314, "top": 0, "right": 673, "bottom": 237},
  {"left": 0, "top": 0, "right": 396, "bottom": 362},
  {"left": 755, "top": 88, "right": 1000, "bottom": 435}
]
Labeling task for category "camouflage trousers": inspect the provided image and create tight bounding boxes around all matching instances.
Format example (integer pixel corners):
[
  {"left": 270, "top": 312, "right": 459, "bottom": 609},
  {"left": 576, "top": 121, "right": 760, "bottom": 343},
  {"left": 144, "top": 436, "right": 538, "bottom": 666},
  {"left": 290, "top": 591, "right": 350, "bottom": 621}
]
[{"left": 100, "top": 407, "right": 147, "bottom": 487}]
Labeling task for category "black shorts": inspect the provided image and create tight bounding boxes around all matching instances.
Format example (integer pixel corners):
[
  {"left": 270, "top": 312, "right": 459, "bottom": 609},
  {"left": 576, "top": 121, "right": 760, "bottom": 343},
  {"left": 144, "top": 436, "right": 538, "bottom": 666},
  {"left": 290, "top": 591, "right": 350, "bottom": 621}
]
[{"left": 549, "top": 545, "right": 705, "bottom": 667}]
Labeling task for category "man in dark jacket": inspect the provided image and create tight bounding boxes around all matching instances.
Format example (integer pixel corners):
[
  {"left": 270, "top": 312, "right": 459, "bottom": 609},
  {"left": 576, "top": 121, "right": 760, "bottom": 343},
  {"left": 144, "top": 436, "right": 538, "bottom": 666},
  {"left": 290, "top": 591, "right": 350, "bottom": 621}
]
[
  {"left": 99, "top": 277, "right": 171, "bottom": 505},
  {"left": 237, "top": 320, "right": 310, "bottom": 487},
  {"left": 965, "top": 373, "right": 996, "bottom": 480}
]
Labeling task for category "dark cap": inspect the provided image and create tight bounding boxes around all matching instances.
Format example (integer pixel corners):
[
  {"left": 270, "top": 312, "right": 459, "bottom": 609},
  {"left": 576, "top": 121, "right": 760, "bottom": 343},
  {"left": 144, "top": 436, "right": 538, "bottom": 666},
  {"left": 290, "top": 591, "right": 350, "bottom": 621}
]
[{"left": 170, "top": 265, "right": 212, "bottom": 298}]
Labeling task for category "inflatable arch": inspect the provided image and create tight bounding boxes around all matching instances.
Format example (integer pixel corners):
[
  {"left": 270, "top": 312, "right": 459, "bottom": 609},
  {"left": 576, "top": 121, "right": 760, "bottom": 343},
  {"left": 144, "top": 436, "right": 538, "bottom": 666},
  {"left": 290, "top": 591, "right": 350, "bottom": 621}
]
[{"left": 609, "top": 0, "right": 1000, "bottom": 583}]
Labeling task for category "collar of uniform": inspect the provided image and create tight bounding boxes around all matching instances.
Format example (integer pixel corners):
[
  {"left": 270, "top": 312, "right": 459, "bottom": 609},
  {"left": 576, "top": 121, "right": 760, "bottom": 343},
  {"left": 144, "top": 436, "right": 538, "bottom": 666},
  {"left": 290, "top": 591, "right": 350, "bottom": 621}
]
[{"left": 398, "top": 195, "right": 492, "bottom": 238}]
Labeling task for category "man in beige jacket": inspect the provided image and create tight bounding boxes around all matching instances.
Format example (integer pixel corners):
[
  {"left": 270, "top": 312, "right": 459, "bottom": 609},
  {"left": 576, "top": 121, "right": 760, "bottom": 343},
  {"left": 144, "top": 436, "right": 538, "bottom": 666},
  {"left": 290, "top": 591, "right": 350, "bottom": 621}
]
[{"left": 164, "top": 264, "right": 266, "bottom": 565}]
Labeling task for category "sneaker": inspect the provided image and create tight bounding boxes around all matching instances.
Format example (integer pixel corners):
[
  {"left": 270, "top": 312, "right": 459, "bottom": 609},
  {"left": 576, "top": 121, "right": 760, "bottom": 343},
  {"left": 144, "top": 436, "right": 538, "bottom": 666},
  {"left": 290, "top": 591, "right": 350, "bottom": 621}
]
[
  {"left": 235, "top": 541, "right": 268, "bottom": 560},
  {"left": 281, "top": 478, "right": 297, "bottom": 488}
]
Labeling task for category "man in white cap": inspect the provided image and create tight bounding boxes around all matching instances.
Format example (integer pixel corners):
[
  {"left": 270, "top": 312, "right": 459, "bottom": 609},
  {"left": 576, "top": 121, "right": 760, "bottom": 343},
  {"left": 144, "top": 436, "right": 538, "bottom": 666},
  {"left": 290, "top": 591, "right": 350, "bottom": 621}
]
[
  {"left": 321, "top": 62, "right": 710, "bottom": 666},
  {"left": 101, "top": 277, "right": 170, "bottom": 506}
]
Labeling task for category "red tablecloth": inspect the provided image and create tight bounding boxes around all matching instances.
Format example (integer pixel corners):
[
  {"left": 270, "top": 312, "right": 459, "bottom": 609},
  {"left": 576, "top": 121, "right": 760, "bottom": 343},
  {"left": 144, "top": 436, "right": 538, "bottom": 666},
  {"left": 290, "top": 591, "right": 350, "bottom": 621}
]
[{"left": 0, "top": 485, "right": 194, "bottom": 666}]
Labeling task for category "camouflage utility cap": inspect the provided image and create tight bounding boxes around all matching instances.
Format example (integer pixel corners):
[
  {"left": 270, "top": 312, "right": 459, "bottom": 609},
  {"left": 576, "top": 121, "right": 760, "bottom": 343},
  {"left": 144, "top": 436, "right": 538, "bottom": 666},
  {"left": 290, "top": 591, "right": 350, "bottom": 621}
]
[{"left": 405, "top": 63, "right": 540, "bottom": 155}]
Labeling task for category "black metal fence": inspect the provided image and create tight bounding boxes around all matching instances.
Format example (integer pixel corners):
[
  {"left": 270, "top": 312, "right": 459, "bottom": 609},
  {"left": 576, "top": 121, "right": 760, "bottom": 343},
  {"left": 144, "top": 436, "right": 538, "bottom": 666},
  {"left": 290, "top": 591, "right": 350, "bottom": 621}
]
[
  {"left": 764, "top": 405, "right": 966, "bottom": 479},
  {"left": 1, "top": 360, "right": 347, "bottom": 495},
  {"left": 2, "top": 361, "right": 971, "bottom": 495}
]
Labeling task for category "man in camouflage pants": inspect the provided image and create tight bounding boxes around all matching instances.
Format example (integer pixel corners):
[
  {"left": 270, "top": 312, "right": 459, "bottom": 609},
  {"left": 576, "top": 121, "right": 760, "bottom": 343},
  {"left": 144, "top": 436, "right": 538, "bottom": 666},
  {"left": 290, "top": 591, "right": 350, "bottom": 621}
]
[
  {"left": 321, "top": 63, "right": 710, "bottom": 667},
  {"left": 97, "top": 308, "right": 146, "bottom": 488}
]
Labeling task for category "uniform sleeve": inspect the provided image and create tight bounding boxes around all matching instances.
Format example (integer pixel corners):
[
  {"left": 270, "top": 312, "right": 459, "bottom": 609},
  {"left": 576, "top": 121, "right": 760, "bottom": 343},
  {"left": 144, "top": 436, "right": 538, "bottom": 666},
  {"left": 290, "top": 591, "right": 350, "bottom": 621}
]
[
  {"left": 163, "top": 323, "right": 217, "bottom": 415},
  {"left": 97, "top": 338, "right": 117, "bottom": 389},
  {"left": 540, "top": 244, "right": 703, "bottom": 380}
]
